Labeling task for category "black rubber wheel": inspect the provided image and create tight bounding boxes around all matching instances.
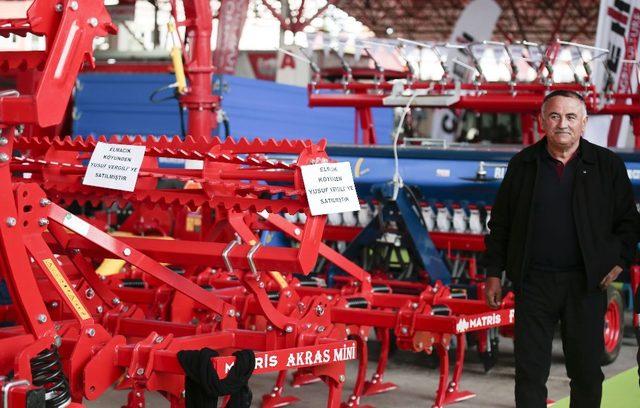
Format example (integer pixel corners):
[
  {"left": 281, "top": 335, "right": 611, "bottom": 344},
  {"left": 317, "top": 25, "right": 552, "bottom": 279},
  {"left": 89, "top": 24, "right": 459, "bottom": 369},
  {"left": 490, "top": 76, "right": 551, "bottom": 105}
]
[{"left": 601, "top": 286, "right": 624, "bottom": 365}]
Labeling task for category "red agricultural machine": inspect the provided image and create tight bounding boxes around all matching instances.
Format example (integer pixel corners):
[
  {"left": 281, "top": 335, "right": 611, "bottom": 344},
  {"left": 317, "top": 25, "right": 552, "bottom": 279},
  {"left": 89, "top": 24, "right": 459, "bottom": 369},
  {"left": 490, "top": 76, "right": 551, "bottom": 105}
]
[{"left": 0, "top": 1, "right": 518, "bottom": 408}]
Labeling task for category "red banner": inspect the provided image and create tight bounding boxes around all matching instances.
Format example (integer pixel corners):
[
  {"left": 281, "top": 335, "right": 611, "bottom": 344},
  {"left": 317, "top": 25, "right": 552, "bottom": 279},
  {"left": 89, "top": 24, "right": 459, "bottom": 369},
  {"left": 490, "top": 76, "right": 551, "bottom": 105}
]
[
  {"left": 213, "top": 0, "right": 249, "bottom": 74},
  {"left": 247, "top": 52, "right": 277, "bottom": 81},
  {"left": 211, "top": 340, "right": 357, "bottom": 378},
  {"left": 607, "top": 6, "right": 640, "bottom": 146},
  {"left": 454, "top": 308, "right": 515, "bottom": 333}
]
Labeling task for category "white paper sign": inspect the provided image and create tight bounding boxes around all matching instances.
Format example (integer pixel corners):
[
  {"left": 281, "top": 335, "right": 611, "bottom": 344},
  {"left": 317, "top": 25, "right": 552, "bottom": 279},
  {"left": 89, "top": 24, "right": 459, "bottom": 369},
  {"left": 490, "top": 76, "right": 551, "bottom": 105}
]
[
  {"left": 436, "top": 168, "right": 451, "bottom": 177},
  {"left": 62, "top": 213, "right": 90, "bottom": 236},
  {"left": 83, "top": 142, "right": 146, "bottom": 192},
  {"left": 301, "top": 162, "right": 360, "bottom": 216}
]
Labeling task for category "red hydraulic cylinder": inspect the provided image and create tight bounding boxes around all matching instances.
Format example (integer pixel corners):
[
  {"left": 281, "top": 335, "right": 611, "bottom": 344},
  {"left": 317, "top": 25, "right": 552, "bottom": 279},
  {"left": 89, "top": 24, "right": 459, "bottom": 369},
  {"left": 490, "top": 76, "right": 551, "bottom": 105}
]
[{"left": 179, "top": 0, "right": 220, "bottom": 139}]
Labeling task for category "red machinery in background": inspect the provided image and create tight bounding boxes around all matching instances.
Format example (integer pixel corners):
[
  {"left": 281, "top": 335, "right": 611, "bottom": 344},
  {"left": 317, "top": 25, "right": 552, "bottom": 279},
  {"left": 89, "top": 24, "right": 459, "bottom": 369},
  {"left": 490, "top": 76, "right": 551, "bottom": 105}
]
[{"left": 306, "top": 39, "right": 640, "bottom": 147}]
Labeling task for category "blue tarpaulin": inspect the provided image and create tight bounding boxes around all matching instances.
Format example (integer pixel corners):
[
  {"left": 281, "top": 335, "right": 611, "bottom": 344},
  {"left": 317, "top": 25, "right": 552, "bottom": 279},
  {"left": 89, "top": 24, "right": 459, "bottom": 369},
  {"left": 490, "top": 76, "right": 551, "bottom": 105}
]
[{"left": 73, "top": 73, "right": 393, "bottom": 144}]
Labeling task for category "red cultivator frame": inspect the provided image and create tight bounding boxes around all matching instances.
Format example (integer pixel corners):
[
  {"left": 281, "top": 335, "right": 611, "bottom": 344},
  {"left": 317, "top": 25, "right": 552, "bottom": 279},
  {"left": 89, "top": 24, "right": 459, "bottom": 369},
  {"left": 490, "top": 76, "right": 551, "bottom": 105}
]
[
  {"left": 4, "top": 130, "right": 517, "bottom": 407},
  {"left": 0, "top": 1, "right": 518, "bottom": 408}
]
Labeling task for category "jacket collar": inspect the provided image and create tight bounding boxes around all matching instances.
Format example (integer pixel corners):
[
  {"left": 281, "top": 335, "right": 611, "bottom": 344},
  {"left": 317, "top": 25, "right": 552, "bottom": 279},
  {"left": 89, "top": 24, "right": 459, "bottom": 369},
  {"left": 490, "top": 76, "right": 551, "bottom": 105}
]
[{"left": 522, "top": 137, "right": 596, "bottom": 164}]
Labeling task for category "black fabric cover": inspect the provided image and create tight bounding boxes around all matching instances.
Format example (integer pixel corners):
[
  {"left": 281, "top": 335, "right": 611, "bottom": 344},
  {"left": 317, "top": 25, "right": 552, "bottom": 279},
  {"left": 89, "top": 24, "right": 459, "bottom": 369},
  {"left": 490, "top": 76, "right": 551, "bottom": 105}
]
[{"left": 177, "top": 348, "right": 255, "bottom": 408}]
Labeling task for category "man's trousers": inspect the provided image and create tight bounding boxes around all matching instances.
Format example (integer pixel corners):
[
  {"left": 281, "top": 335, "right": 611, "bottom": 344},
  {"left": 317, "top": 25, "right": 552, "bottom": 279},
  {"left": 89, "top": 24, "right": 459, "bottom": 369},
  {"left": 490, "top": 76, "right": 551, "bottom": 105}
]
[{"left": 514, "top": 270, "right": 606, "bottom": 408}]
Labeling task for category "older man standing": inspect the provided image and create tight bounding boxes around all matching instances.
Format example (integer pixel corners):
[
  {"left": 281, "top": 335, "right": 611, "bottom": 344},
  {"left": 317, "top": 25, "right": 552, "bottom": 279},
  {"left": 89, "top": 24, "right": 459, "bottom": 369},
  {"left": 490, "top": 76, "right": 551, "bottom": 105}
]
[{"left": 483, "top": 90, "right": 639, "bottom": 408}]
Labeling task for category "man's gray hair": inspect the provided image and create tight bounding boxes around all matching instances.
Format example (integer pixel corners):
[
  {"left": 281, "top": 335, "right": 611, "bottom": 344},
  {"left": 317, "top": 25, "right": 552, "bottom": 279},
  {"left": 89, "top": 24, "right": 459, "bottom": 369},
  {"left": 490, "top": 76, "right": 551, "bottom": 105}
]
[{"left": 541, "top": 90, "right": 587, "bottom": 117}]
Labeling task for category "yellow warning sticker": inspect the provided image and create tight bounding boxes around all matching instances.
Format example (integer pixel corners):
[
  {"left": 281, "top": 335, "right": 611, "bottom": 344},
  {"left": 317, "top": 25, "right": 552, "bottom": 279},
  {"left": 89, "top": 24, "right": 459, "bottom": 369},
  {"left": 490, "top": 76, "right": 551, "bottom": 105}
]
[
  {"left": 269, "top": 271, "right": 289, "bottom": 289},
  {"left": 42, "top": 258, "right": 91, "bottom": 320},
  {"left": 185, "top": 212, "right": 202, "bottom": 232},
  {"left": 62, "top": 213, "right": 90, "bottom": 236}
]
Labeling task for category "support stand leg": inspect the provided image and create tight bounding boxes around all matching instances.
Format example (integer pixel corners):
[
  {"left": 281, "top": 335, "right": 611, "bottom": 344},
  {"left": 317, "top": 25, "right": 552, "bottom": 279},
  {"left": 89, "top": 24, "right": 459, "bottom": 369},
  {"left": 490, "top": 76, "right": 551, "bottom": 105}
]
[
  {"left": 437, "top": 334, "right": 474, "bottom": 407},
  {"left": 262, "top": 370, "right": 300, "bottom": 408},
  {"left": 362, "top": 328, "right": 396, "bottom": 396},
  {"left": 341, "top": 334, "right": 373, "bottom": 408}
]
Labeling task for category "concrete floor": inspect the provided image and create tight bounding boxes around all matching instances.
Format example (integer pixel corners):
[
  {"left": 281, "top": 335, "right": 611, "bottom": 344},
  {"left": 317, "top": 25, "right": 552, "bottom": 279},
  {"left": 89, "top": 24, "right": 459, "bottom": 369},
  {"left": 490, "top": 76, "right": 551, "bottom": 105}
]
[{"left": 88, "top": 319, "right": 639, "bottom": 408}]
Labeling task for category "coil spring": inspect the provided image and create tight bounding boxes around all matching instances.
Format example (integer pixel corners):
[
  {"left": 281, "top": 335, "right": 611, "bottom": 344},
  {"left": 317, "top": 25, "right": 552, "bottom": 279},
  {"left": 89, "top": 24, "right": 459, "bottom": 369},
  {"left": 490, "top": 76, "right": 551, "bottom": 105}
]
[
  {"left": 120, "top": 279, "right": 145, "bottom": 288},
  {"left": 30, "top": 346, "right": 71, "bottom": 407}
]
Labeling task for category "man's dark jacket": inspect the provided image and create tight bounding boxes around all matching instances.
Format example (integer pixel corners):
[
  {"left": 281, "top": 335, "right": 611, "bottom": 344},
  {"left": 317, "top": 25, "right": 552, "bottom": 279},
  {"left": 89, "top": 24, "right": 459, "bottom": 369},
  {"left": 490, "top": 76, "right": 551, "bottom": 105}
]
[{"left": 483, "top": 137, "right": 640, "bottom": 292}]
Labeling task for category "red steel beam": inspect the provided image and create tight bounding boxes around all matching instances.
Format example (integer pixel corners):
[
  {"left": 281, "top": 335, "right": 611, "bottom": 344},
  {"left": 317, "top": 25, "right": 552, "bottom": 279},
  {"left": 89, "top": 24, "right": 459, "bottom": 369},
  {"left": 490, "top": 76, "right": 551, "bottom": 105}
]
[{"left": 45, "top": 232, "right": 306, "bottom": 274}]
